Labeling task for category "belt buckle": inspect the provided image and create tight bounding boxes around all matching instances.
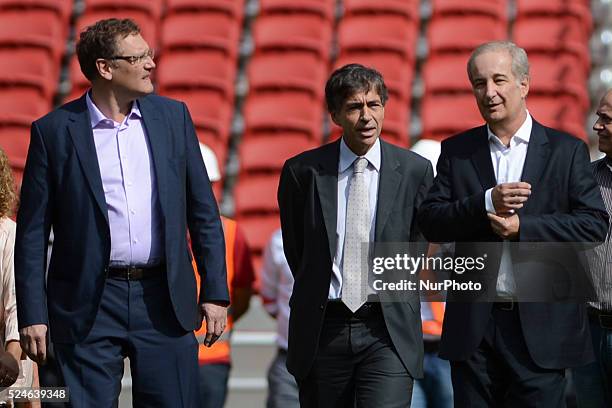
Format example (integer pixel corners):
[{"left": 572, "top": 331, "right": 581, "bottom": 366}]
[
  {"left": 599, "top": 314, "right": 612, "bottom": 329},
  {"left": 126, "top": 265, "right": 134, "bottom": 280},
  {"left": 500, "top": 302, "right": 514, "bottom": 311}
]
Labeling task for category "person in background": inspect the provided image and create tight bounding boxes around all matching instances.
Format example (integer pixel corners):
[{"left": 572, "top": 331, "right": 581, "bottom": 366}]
[
  {"left": 410, "top": 137, "right": 453, "bottom": 408},
  {"left": 0, "top": 148, "right": 38, "bottom": 408},
  {"left": 260, "top": 228, "right": 299, "bottom": 408},
  {"left": 411, "top": 300, "right": 453, "bottom": 408},
  {"left": 572, "top": 88, "right": 612, "bottom": 407},
  {"left": 195, "top": 144, "right": 255, "bottom": 408}
]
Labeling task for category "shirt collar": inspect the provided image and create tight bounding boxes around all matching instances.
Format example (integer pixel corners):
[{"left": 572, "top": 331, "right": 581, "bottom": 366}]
[
  {"left": 338, "top": 136, "right": 381, "bottom": 173},
  {"left": 86, "top": 90, "right": 142, "bottom": 129},
  {"left": 487, "top": 111, "right": 532, "bottom": 148}
]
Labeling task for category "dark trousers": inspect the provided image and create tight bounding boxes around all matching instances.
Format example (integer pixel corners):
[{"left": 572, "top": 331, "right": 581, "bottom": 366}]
[
  {"left": 297, "top": 302, "right": 413, "bottom": 408},
  {"left": 54, "top": 275, "right": 200, "bottom": 408},
  {"left": 198, "top": 363, "right": 230, "bottom": 408},
  {"left": 451, "top": 305, "right": 566, "bottom": 408}
]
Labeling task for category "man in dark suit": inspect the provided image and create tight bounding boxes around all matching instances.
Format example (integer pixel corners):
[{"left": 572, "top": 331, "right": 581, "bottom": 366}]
[
  {"left": 417, "top": 41, "right": 609, "bottom": 407},
  {"left": 278, "top": 64, "right": 433, "bottom": 407},
  {"left": 14, "top": 18, "right": 229, "bottom": 407}
]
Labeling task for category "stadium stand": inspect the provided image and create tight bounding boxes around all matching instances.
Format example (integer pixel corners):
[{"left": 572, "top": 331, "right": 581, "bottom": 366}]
[{"left": 0, "top": 1, "right": 608, "bottom": 406}]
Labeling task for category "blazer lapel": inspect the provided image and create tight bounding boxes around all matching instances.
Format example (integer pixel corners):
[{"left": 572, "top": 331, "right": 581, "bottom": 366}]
[
  {"left": 314, "top": 140, "right": 340, "bottom": 260},
  {"left": 67, "top": 95, "right": 109, "bottom": 225},
  {"left": 138, "top": 96, "right": 168, "bottom": 217},
  {"left": 375, "top": 141, "right": 401, "bottom": 241},
  {"left": 470, "top": 126, "right": 497, "bottom": 190},
  {"left": 520, "top": 120, "right": 550, "bottom": 189},
  {"left": 519, "top": 120, "right": 550, "bottom": 214}
]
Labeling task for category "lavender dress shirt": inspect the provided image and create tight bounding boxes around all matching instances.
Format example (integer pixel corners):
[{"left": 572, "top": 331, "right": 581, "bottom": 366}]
[{"left": 86, "top": 92, "right": 164, "bottom": 266}]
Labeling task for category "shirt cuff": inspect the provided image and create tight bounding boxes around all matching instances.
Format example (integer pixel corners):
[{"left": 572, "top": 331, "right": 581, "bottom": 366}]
[{"left": 485, "top": 188, "right": 496, "bottom": 214}]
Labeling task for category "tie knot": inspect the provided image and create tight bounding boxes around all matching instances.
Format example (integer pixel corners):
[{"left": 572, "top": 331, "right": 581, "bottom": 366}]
[{"left": 353, "top": 157, "right": 368, "bottom": 174}]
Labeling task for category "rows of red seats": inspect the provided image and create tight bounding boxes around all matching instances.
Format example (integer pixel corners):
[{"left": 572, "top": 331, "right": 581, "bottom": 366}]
[
  {"left": 0, "top": 0, "right": 73, "bottom": 186},
  {"left": 235, "top": 0, "right": 335, "bottom": 264}
]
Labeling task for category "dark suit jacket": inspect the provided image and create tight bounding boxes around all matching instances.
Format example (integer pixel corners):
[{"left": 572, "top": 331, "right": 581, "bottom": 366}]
[
  {"left": 417, "top": 119, "right": 608, "bottom": 369},
  {"left": 14, "top": 93, "right": 229, "bottom": 343},
  {"left": 278, "top": 138, "right": 434, "bottom": 380}
]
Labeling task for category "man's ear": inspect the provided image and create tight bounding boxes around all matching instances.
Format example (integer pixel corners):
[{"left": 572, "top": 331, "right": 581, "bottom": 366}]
[
  {"left": 95, "top": 58, "right": 113, "bottom": 81},
  {"left": 330, "top": 111, "right": 340, "bottom": 127},
  {"left": 520, "top": 75, "right": 529, "bottom": 99}
]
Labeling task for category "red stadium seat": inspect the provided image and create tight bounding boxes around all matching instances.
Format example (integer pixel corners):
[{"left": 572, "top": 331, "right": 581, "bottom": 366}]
[
  {"left": 76, "top": 11, "right": 158, "bottom": 50},
  {"left": 234, "top": 174, "right": 280, "bottom": 215},
  {"left": 0, "top": 125, "right": 30, "bottom": 169},
  {"left": 0, "top": 87, "right": 50, "bottom": 126},
  {"left": 343, "top": 0, "right": 419, "bottom": 21},
  {"left": 0, "top": 48, "right": 58, "bottom": 99},
  {"left": 259, "top": 0, "right": 335, "bottom": 21},
  {"left": 528, "top": 95, "right": 587, "bottom": 141},
  {"left": 243, "top": 91, "right": 323, "bottom": 139},
  {"left": 165, "top": 0, "right": 244, "bottom": 21},
  {"left": 83, "top": 0, "right": 163, "bottom": 19},
  {"left": 253, "top": 14, "right": 332, "bottom": 59},
  {"left": 239, "top": 134, "right": 316, "bottom": 173},
  {"left": 382, "top": 99, "right": 410, "bottom": 146},
  {"left": 513, "top": 20, "right": 590, "bottom": 73},
  {"left": 427, "top": 16, "right": 506, "bottom": 55},
  {"left": 162, "top": 90, "right": 233, "bottom": 142},
  {"left": 431, "top": 0, "right": 507, "bottom": 21},
  {"left": 161, "top": 12, "right": 240, "bottom": 57},
  {"left": 68, "top": 56, "right": 88, "bottom": 101},
  {"left": 422, "top": 54, "right": 472, "bottom": 94},
  {"left": 236, "top": 213, "right": 280, "bottom": 259},
  {"left": 248, "top": 51, "right": 327, "bottom": 98},
  {"left": 0, "top": 0, "right": 73, "bottom": 21},
  {"left": 157, "top": 51, "right": 236, "bottom": 102},
  {"left": 337, "top": 15, "right": 418, "bottom": 61},
  {"left": 516, "top": 0, "right": 592, "bottom": 34},
  {"left": 528, "top": 54, "right": 589, "bottom": 112},
  {"left": 0, "top": 11, "right": 66, "bottom": 63},
  {"left": 335, "top": 52, "right": 414, "bottom": 101},
  {"left": 421, "top": 94, "right": 483, "bottom": 141}
]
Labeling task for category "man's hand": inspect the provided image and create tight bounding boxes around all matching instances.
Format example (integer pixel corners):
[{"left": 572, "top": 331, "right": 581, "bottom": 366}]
[
  {"left": 488, "top": 213, "right": 520, "bottom": 240},
  {"left": 200, "top": 302, "right": 228, "bottom": 348},
  {"left": 0, "top": 348, "right": 19, "bottom": 387},
  {"left": 19, "top": 324, "right": 47, "bottom": 365},
  {"left": 492, "top": 182, "right": 531, "bottom": 214}
]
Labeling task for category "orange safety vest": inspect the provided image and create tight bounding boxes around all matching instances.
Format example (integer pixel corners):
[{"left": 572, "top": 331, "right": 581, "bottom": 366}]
[
  {"left": 193, "top": 217, "right": 236, "bottom": 365},
  {"left": 422, "top": 302, "right": 445, "bottom": 337}
]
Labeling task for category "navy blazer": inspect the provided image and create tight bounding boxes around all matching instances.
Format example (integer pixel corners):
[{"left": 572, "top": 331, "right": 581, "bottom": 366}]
[{"left": 14, "top": 93, "right": 229, "bottom": 343}]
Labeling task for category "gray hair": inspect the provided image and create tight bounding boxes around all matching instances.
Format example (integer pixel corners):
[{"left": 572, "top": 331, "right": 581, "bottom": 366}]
[{"left": 467, "top": 41, "right": 530, "bottom": 83}]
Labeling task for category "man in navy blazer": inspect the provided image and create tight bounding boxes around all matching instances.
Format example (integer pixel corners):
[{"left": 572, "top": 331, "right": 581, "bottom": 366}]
[
  {"left": 418, "top": 41, "right": 608, "bottom": 407},
  {"left": 14, "top": 18, "right": 229, "bottom": 407}
]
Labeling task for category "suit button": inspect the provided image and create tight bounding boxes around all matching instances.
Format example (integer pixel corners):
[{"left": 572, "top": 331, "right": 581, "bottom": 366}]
[{"left": 320, "top": 304, "right": 324, "bottom": 310}]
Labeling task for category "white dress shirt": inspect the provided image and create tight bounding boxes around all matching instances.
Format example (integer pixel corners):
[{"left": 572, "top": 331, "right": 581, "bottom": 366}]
[
  {"left": 260, "top": 229, "right": 293, "bottom": 350},
  {"left": 329, "top": 137, "right": 381, "bottom": 299},
  {"left": 484, "top": 113, "right": 532, "bottom": 296}
]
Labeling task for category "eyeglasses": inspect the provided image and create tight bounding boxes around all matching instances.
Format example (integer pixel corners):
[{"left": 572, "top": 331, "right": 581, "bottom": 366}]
[{"left": 108, "top": 49, "right": 155, "bottom": 65}]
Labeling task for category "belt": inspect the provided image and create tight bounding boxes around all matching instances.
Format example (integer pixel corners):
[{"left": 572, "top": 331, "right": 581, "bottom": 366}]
[
  {"left": 107, "top": 264, "right": 165, "bottom": 280},
  {"left": 587, "top": 307, "right": 612, "bottom": 329},
  {"left": 325, "top": 299, "right": 382, "bottom": 319},
  {"left": 493, "top": 296, "right": 518, "bottom": 311}
]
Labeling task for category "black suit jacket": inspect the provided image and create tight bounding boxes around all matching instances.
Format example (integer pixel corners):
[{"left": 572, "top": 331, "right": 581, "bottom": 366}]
[
  {"left": 15, "top": 93, "right": 230, "bottom": 343},
  {"left": 278, "top": 138, "right": 434, "bottom": 380},
  {"left": 417, "top": 119, "right": 608, "bottom": 369}
]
